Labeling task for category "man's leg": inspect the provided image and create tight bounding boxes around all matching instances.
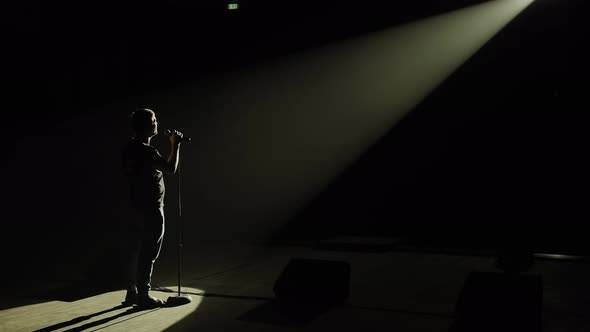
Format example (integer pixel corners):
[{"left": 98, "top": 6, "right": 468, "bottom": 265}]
[
  {"left": 122, "top": 211, "right": 142, "bottom": 306},
  {"left": 122, "top": 242, "right": 140, "bottom": 305},
  {"left": 136, "top": 206, "right": 166, "bottom": 307}
]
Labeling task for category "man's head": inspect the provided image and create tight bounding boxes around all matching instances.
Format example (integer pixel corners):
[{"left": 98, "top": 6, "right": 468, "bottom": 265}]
[{"left": 131, "top": 108, "right": 158, "bottom": 138}]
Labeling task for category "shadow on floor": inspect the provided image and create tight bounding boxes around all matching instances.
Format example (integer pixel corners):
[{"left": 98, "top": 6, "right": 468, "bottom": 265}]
[
  {"left": 32, "top": 304, "right": 158, "bottom": 332},
  {"left": 238, "top": 300, "right": 340, "bottom": 328}
]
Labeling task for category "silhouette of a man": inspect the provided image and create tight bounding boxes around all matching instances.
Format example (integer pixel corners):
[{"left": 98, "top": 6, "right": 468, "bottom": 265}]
[{"left": 121, "top": 108, "right": 184, "bottom": 307}]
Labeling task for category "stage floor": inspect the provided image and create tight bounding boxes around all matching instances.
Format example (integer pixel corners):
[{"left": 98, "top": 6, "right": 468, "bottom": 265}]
[{"left": 1, "top": 242, "right": 588, "bottom": 331}]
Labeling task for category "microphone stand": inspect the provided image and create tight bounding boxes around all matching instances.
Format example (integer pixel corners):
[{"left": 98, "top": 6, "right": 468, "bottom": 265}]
[{"left": 167, "top": 164, "right": 192, "bottom": 306}]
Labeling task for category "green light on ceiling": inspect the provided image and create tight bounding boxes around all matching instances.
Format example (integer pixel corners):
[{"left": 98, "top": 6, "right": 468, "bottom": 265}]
[{"left": 228, "top": 3, "right": 239, "bottom": 10}]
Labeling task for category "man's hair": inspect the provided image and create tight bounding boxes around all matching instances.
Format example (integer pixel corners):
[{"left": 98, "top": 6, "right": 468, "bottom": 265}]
[{"left": 130, "top": 108, "right": 154, "bottom": 134}]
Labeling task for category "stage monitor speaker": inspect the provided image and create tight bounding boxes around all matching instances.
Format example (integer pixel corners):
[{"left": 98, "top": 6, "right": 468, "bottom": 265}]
[
  {"left": 451, "top": 271, "right": 543, "bottom": 332},
  {"left": 273, "top": 258, "right": 350, "bottom": 306}
]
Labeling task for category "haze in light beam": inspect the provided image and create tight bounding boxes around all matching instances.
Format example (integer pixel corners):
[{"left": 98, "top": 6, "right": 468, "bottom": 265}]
[{"left": 137, "top": 0, "right": 535, "bottom": 242}]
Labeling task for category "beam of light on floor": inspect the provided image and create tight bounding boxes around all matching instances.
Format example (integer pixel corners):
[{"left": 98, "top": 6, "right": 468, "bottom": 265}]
[
  {"left": 0, "top": 288, "right": 203, "bottom": 332},
  {"left": 129, "top": 0, "right": 534, "bottom": 242}
]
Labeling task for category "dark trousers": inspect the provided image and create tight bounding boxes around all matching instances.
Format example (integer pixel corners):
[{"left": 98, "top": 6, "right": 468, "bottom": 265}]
[{"left": 126, "top": 206, "right": 165, "bottom": 295}]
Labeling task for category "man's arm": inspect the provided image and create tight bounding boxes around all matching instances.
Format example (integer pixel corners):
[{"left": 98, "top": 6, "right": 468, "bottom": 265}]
[{"left": 153, "top": 131, "right": 183, "bottom": 174}]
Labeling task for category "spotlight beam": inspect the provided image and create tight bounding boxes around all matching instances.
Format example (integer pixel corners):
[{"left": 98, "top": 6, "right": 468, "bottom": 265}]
[{"left": 138, "top": 0, "right": 535, "bottom": 241}]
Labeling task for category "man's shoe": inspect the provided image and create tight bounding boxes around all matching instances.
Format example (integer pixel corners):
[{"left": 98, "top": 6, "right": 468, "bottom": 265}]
[
  {"left": 122, "top": 291, "right": 138, "bottom": 306},
  {"left": 137, "top": 294, "right": 166, "bottom": 308}
]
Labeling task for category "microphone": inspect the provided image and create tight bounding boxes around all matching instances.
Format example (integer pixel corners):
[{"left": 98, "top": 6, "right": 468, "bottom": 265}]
[{"left": 165, "top": 129, "right": 192, "bottom": 142}]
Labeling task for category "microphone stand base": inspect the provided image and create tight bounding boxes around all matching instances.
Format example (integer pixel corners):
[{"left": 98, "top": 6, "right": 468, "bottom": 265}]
[{"left": 167, "top": 294, "right": 192, "bottom": 307}]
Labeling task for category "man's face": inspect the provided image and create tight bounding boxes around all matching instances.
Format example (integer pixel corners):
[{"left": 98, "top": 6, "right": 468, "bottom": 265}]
[{"left": 149, "top": 114, "right": 158, "bottom": 137}]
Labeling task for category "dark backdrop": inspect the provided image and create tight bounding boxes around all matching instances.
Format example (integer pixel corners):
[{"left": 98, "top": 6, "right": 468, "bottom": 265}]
[{"left": 0, "top": 0, "right": 581, "bottom": 285}]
